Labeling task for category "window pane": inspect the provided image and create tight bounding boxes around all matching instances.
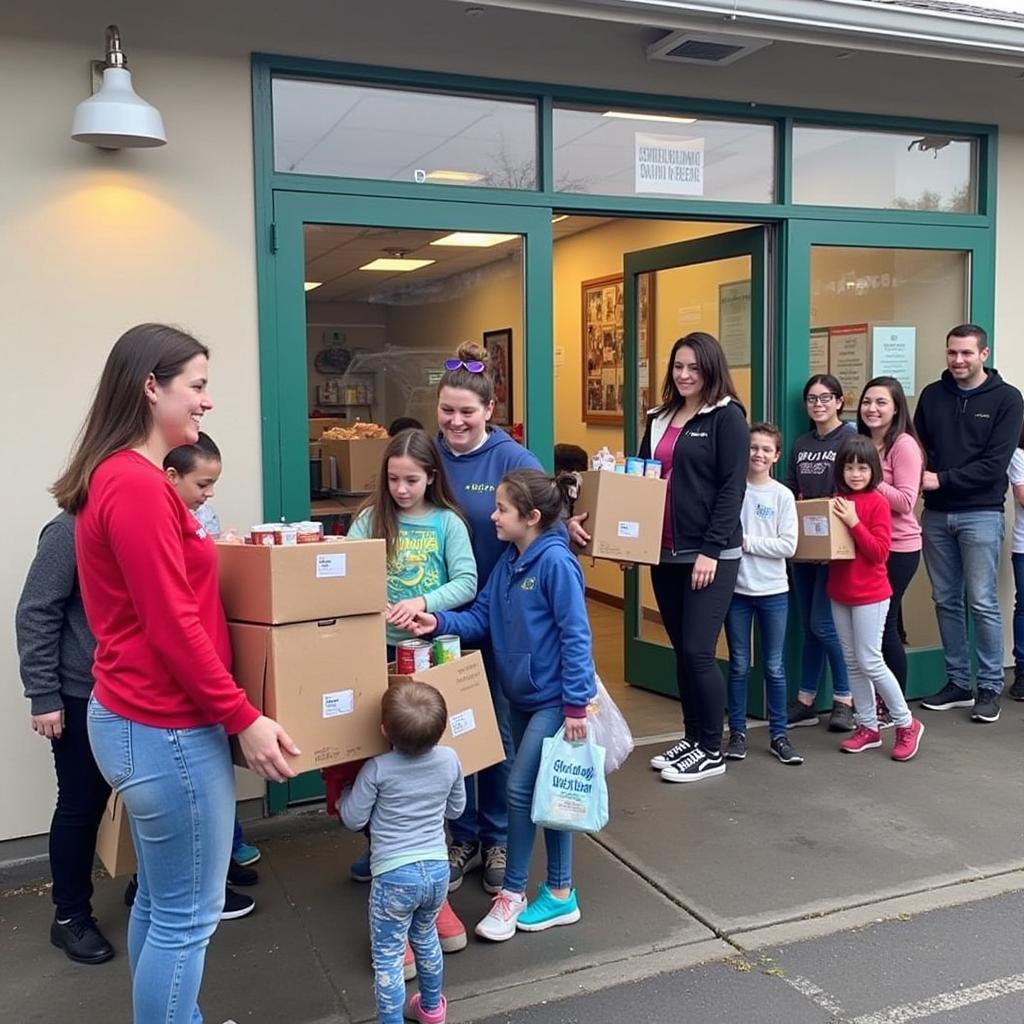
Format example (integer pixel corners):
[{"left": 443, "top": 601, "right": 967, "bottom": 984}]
[
  {"left": 273, "top": 78, "right": 538, "bottom": 189},
  {"left": 794, "top": 126, "right": 977, "bottom": 212},
  {"left": 553, "top": 106, "right": 774, "bottom": 201}
]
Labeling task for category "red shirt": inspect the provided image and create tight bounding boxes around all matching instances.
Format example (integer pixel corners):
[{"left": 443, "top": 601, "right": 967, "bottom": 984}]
[
  {"left": 76, "top": 451, "right": 259, "bottom": 734},
  {"left": 655, "top": 424, "right": 683, "bottom": 550},
  {"left": 826, "top": 489, "right": 893, "bottom": 606}
]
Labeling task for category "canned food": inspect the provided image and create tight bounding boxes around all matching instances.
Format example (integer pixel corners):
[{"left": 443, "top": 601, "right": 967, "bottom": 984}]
[
  {"left": 396, "top": 639, "right": 432, "bottom": 674},
  {"left": 625, "top": 456, "right": 645, "bottom": 476},
  {"left": 644, "top": 459, "right": 663, "bottom": 479},
  {"left": 294, "top": 521, "right": 324, "bottom": 543},
  {"left": 251, "top": 524, "right": 277, "bottom": 546},
  {"left": 432, "top": 635, "right": 461, "bottom": 664},
  {"left": 276, "top": 526, "right": 298, "bottom": 546}
]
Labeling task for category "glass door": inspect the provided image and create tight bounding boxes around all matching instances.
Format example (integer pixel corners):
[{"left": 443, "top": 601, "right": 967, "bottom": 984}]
[{"left": 622, "top": 227, "right": 769, "bottom": 700}]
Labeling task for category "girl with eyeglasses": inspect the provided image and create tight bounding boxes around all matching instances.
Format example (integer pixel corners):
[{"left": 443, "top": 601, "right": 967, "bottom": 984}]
[{"left": 784, "top": 373, "right": 857, "bottom": 733}]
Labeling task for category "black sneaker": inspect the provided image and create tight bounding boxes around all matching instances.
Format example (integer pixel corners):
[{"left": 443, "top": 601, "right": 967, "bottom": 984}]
[
  {"left": 649, "top": 737, "right": 695, "bottom": 771},
  {"left": 123, "top": 875, "right": 138, "bottom": 908},
  {"left": 221, "top": 887, "right": 255, "bottom": 920},
  {"left": 659, "top": 746, "right": 725, "bottom": 783},
  {"left": 786, "top": 701, "right": 820, "bottom": 728},
  {"left": 447, "top": 841, "right": 481, "bottom": 893},
  {"left": 827, "top": 702, "right": 856, "bottom": 732},
  {"left": 770, "top": 735, "right": 804, "bottom": 765},
  {"left": 227, "top": 860, "right": 259, "bottom": 887},
  {"left": 1009, "top": 675, "right": 1024, "bottom": 701},
  {"left": 724, "top": 731, "right": 747, "bottom": 760},
  {"left": 971, "top": 691, "right": 1001, "bottom": 723},
  {"left": 481, "top": 845, "right": 506, "bottom": 895},
  {"left": 920, "top": 681, "right": 974, "bottom": 710},
  {"left": 50, "top": 916, "right": 115, "bottom": 964}
]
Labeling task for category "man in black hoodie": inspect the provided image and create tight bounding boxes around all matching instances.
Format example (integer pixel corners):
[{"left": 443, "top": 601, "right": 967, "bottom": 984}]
[{"left": 913, "top": 324, "right": 1023, "bottom": 724}]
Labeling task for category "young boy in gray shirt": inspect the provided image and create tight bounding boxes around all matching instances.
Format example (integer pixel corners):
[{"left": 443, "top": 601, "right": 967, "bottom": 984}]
[{"left": 340, "top": 682, "right": 465, "bottom": 1024}]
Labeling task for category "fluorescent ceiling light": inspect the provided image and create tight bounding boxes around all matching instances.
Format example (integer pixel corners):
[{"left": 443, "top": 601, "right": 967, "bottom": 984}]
[
  {"left": 359, "top": 258, "right": 436, "bottom": 272},
  {"left": 423, "top": 169, "right": 486, "bottom": 183},
  {"left": 551, "top": 214, "right": 569, "bottom": 224},
  {"left": 430, "top": 231, "right": 518, "bottom": 247},
  {"left": 304, "top": 281, "right": 323, "bottom": 292},
  {"left": 603, "top": 110, "right": 697, "bottom": 124}
]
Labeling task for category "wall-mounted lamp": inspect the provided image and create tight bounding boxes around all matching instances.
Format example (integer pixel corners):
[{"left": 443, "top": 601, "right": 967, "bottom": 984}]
[{"left": 71, "top": 25, "right": 166, "bottom": 149}]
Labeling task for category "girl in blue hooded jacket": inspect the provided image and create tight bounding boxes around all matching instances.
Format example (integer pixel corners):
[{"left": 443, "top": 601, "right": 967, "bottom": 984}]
[{"left": 411, "top": 468, "right": 596, "bottom": 944}]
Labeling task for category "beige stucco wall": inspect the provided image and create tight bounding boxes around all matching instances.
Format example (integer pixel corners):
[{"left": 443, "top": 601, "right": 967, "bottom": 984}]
[{"left": 3, "top": 0, "right": 1024, "bottom": 843}]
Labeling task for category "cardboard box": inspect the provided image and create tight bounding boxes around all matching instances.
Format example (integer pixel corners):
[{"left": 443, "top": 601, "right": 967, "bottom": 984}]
[
  {"left": 388, "top": 651, "right": 504, "bottom": 777},
  {"left": 217, "top": 538, "right": 386, "bottom": 625},
  {"left": 309, "top": 417, "right": 348, "bottom": 441},
  {"left": 229, "top": 615, "right": 391, "bottom": 773},
  {"left": 96, "top": 793, "right": 136, "bottom": 878},
  {"left": 571, "top": 470, "right": 668, "bottom": 565},
  {"left": 320, "top": 436, "right": 390, "bottom": 493},
  {"left": 792, "top": 498, "right": 855, "bottom": 561}
]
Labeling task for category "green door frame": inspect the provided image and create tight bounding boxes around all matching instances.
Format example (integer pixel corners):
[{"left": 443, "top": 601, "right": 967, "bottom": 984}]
[{"left": 622, "top": 227, "right": 769, "bottom": 702}]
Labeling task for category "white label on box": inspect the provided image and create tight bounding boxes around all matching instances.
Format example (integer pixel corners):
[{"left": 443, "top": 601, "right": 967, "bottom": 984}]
[
  {"left": 322, "top": 689, "right": 354, "bottom": 718},
  {"left": 315, "top": 553, "right": 347, "bottom": 579},
  {"left": 803, "top": 515, "right": 829, "bottom": 537},
  {"left": 617, "top": 520, "right": 640, "bottom": 539},
  {"left": 449, "top": 709, "right": 476, "bottom": 737}
]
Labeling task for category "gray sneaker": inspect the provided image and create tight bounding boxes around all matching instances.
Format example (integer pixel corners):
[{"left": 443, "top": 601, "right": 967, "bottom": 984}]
[
  {"left": 971, "top": 691, "right": 1001, "bottom": 723},
  {"left": 1008, "top": 675, "right": 1024, "bottom": 701},
  {"left": 481, "top": 845, "right": 506, "bottom": 894},
  {"left": 827, "top": 702, "right": 856, "bottom": 732},
  {"left": 448, "top": 841, "right": 481, "bottom": 893},
  {"left": 724, "top": 731, "right": 747, "bottom": 760},
  {"left": 787, "top": 700, "right": 820, "bottom": 728}
]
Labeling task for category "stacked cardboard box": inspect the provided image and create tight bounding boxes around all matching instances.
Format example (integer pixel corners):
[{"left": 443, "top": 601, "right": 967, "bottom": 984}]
[
  {"left": 320, "top": 437, "right": 390, "bottom": 493},
  {"left": 218, "top": 538, "right": 391, "bottom": 773},
  {"left": 571, "top": 470, "right": 668, "bottom": 565}
]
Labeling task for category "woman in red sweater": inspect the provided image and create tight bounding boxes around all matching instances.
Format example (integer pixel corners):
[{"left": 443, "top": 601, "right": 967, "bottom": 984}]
[
  {"left": 827, "top": 434, "right": 924, "bottom": 762},
  {"left": 52, "top": 323, "right": 299, "bottom": 1023}
]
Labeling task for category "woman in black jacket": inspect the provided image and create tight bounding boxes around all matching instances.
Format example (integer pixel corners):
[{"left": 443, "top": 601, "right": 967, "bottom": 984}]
[{"left": 640, "top": 332, "right": 749, "bottom": 783}]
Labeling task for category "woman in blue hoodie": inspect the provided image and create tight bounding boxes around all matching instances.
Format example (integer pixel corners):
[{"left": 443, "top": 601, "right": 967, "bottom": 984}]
[
  {"left": 433, "top": 340, "right": 542, "bottom": 896},
  {"left": 411, "top": 469, "right": 596, "bottom": 943}
]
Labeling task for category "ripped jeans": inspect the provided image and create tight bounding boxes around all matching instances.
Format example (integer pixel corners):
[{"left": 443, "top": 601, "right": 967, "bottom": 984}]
[{"left": 369, "top": 859, "right": 449, "bottom": 1024}]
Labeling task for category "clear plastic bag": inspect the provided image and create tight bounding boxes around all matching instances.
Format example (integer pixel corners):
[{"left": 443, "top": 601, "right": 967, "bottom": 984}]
[{"left": 586, "top": 675, "right": 634, "bottom": 773}]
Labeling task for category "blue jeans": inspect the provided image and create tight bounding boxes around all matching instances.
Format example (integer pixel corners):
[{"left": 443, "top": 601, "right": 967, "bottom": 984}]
[
  {"left": 450, "top": 643, "right": 513, "bottom": 849},
  {"left": 922, "top": 509, "right": 1005, "bottom": 693},
  {"left": 504, "top": 705, "right": 572, "bottom": 896},
  {"left": 87, "top": 697, "right": 234, "bottom": 1024},
  {"left": 1013, "top": 552, "right": 1024, "bottom": 675},
  {"left": 791, "top": 562, "right": 851, "bottom": 700},
  {"left": 725, "top": 592, "right": 790, "bottom": 737},
  {"left": 369, "top": 860, "right": 449, "bottom": 1024}
]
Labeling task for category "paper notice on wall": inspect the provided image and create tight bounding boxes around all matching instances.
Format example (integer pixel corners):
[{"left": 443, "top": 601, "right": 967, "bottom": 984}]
[
  {"left": 828, "top": 323, "right": 870, "bottom": 409},
  {"left": 635, "top": 133, "right": 704, "bottom": 196},
  {"left": 872, "top": 326, "right": 916, "bottom": 396},
  {"left": 810, "top": 328, "right": 829, "bottom": 376}
]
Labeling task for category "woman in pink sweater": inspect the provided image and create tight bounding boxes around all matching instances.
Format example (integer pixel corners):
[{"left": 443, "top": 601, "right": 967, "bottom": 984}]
[{"left": 857, "top": 376, "right": 924, "bottom": 701}]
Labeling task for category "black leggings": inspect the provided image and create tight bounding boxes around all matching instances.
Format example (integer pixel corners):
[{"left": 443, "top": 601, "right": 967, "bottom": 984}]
[
  {"left": 50, "top": 695, "right": 111, "bottom": 921},
  {"left": 651, "top": 559, "right": 739, "bottom": 754},
  {"left": 882, "top": 549, "right": 920, "bottom": 693}
]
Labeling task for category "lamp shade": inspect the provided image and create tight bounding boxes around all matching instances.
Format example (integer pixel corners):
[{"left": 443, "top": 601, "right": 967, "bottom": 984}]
[{"left": 71, "top": 67, "right": 166, "bottom": 149}]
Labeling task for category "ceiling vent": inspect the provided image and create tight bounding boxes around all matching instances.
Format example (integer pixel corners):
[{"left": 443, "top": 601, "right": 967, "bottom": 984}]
[{"left": 646, "top": 30, "right": 772, "bottom": 66}]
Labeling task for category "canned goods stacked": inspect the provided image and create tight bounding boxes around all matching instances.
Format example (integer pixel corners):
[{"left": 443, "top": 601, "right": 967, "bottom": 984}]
[
  {"left": 249, "top": 521, "right": 325, "bottom": 545},
  {"left": 396, "top": 635, "right": 462, "bottom": 672}
]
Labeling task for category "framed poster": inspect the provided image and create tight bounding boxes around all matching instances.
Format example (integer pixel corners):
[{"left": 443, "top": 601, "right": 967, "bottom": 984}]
[
  {"left": 483, "top": 328, "right": 513, "bottom": 427},
  {"left": 582, "top": 273, "right": 654, "bottom": 425}
]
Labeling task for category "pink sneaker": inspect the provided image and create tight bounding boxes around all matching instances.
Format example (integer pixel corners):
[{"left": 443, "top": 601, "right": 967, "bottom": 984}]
[
  {"left": 891, "top": 718, "right": 924, "bottom": 761},
  {"left": 405, "top": 992, "right": 446, "bottom": 1023},
  {"left": 840, "top": 725, "right": 882, "bottom": 753},
  {"left": 436, "top": 899, "right": 467, "bottom": 953}
]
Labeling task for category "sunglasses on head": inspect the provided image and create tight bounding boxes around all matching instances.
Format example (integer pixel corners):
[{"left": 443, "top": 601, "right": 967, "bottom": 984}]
[{"left": 444, "top": 359, "right": 485, "bottom": 373}]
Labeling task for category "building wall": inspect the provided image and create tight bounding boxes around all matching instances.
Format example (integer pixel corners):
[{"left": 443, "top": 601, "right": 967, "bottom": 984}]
[{"left": 3, "top": 2, "right": 1024, "bottom": 842}]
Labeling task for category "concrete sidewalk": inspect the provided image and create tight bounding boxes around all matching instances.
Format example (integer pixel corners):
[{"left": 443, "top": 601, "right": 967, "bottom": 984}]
[{"left": 2, "top": 693, "right": 1022, "bottom": 1024}]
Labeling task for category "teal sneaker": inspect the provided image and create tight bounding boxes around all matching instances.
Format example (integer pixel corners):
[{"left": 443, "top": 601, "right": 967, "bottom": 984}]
[
  {"left": 233, "top": 842, "right": 261, "bottom": 867},
  {"left": 516, "top": 883, "right": 581, "bottom": 932}
]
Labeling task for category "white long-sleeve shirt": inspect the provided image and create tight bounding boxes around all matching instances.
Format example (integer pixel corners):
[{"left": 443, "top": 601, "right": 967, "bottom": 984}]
[{"left": 735, "top": 479, "right": 797, "bottom": 597}]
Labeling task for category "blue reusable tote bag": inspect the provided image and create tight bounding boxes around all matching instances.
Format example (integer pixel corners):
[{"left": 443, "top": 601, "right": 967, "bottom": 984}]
[{"left": 530, "top": 727, "right": 609, "bottom": 833}]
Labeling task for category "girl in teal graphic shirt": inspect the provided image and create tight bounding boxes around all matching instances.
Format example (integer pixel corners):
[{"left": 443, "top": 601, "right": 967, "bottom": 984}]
[{"left": 348, "top": 429, "right": 477, "bottom": 652}]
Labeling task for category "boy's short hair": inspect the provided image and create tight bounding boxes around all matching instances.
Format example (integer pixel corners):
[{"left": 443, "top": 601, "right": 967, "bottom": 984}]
[
  {"left": 164, "top": 431, "right": 221, "bottom": 475},
  {"left": 382, "top": 681, "right": 448, "bottom": 756},
  {"left": 554, "top": 443, "right": 589, "bottom": 475},
  {"left": 749, "top": 421, "right": 782, "bottom": 452}
]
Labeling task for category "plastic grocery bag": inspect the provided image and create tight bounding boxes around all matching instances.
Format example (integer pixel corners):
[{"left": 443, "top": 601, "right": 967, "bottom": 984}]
[
  {"left": 531, "top": 727, "right": 609, "bottom": 833},
  {"left": 586, "top": 675, "right": 634, "bottom": 773}
]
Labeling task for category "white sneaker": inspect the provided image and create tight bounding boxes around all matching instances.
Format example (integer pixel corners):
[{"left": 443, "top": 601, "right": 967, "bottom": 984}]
[
  {"left": 660, "top": 746, "right": 726, "bottom": 783},
  {"left": 474, "top": 889, "right": 527, "bottom": 942},
  {"left": 649, "top": 737, "right": 694, "bottom": 771}
]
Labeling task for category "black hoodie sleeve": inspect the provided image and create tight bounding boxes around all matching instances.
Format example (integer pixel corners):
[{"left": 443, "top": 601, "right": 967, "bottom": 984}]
[
  {"left": 702, "top": 405, "right": 750, "bottom": 559},
  {"left": 638, "top": 413, "right": 654, "bottom": 461},
  {"left": 938, "top": 388, "right": 1024, "bottom": 495}
]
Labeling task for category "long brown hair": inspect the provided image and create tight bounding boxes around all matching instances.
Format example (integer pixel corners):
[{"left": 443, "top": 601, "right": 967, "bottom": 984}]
[
  {"left": 657, "top": 332, "right": 741, "bottom": 415},
  {"left": 358, "top": 429, "right": 468, "bottom": 563},
  {"left": 436, "top": 340, "right": 495, "bottom": 406},
  {"left": 855, "top": 376, "right": 921, "bottom": 456},
  {"left": 52, "top": 324, "right": 210, "bottom": 513}
]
